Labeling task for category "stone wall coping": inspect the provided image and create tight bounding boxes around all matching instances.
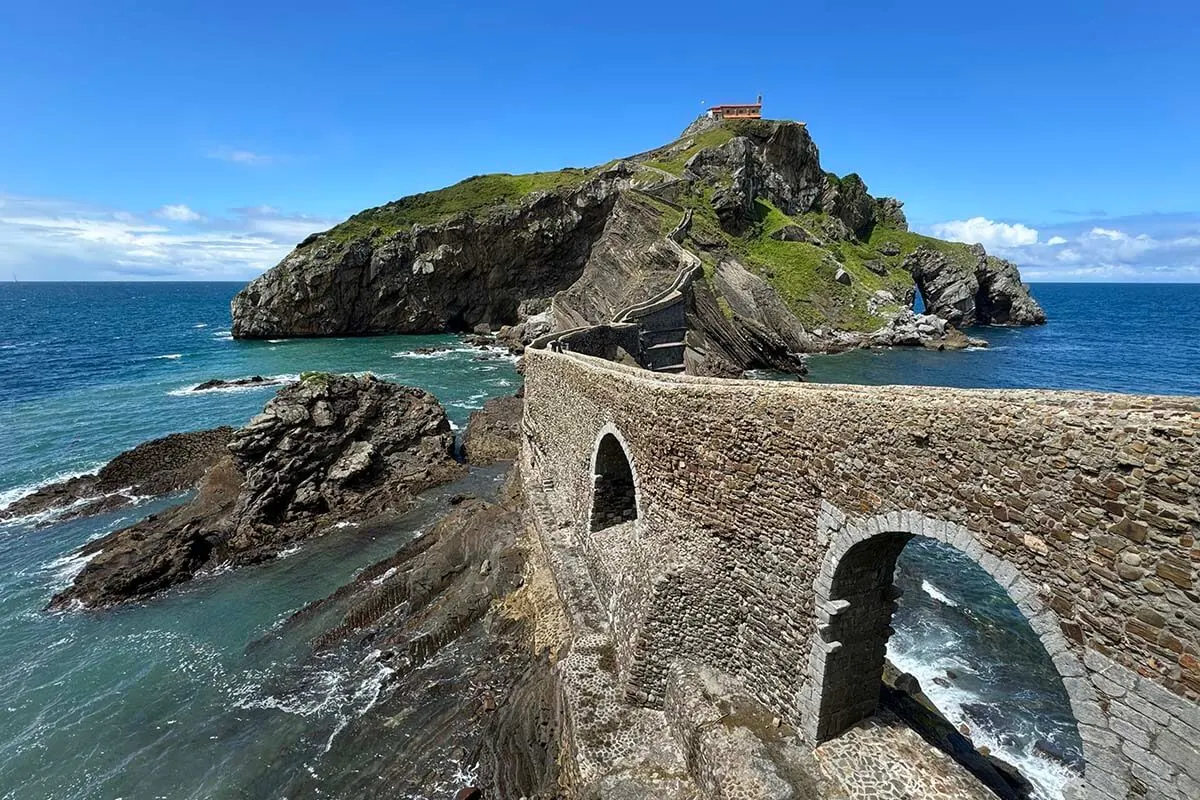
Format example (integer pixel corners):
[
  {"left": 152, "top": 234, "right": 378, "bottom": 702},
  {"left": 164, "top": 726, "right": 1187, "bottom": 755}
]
[{"left": 526, "top": 347, "right": 1200, "bottom": 412}]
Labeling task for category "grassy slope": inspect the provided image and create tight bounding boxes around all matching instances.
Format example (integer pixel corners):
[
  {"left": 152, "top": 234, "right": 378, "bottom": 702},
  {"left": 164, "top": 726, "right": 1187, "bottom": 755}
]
[
  {"left": 302, "top": 117, "right": 981, "bottom": 333},
  {"left": 318, "top": 168, "right": 596, "bottom": 245},
  {"left": 656, "top": 184, "right": 923, "bottom": 332}
]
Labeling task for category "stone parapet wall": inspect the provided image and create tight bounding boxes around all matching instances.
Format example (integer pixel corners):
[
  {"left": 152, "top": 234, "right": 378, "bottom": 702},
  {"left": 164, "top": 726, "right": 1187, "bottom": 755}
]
[{"left": 522, "top": 345, "right": 1200, "bottom": 798}]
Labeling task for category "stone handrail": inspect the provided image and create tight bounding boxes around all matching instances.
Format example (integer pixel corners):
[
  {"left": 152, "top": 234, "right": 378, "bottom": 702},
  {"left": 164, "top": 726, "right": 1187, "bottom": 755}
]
[{"left": 533, "top": 210, "right": 701, "bottom": 357}]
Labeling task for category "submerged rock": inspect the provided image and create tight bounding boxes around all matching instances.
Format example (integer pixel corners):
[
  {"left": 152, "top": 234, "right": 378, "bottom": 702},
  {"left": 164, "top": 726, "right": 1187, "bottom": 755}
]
[
  {"left": 49, "top": 374, "right": 463, "bottom": 609},
  {"left": 273, "top": 467, "right": 565, "bottom": 799},
  {"left": 0, "top": 428, "right": 234, "bottom": 525},
  {"left": 191, "top": 375, "right": 289, "bottom": 392},
  {"left": 462, "top": 392, "right": 524, "bottom": 466}
]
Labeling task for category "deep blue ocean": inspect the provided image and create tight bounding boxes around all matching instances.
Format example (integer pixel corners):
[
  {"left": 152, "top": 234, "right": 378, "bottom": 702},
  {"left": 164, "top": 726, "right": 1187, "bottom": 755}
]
[{"left": 0, "top": 281, "right": 1196, "bottom": 799}]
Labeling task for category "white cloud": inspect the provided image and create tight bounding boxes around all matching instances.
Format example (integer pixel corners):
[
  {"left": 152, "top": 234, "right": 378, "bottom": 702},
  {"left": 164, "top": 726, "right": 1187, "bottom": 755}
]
[
  {"left": 155, "top": 203, "right": 204, "bottom": 222},
  {"left": 207, "top": 147, "right": 276, "bottom": 166},
  {"left": 921, "top": 212, "right": 1200, "bottom": 281},
  {"left": 0, "top": 193, "right": 336, "bottom": 280},
  {"left": 927, "top": 216, "right": 1040, "bottom": 249}
]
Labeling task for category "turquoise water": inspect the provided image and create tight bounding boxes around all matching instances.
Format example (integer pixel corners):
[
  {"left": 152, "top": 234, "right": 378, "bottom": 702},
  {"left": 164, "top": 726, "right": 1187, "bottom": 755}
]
[
  {"left": 1, "top": 281, "right": 1197, "bottom": 799},
  {"left": 0, "top": 283, "right": 519, "bottom": 799},
  {"left": 808, "top": 283, "right": 1200, "bottom": 799}
]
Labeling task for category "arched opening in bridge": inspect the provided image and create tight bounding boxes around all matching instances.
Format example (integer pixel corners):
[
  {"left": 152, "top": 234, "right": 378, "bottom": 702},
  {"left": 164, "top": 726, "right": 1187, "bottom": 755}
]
[
  {"left": 808, "top": 527, "right": 1085, "bottom": 799},
  {"left": 589, "top": 432, "right": 638, "bottom": 532}
]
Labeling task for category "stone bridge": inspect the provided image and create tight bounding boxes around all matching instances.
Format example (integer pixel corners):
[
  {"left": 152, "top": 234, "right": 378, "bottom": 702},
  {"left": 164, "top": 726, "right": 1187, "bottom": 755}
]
[{"left": 520, "top": 342, "right": 1200, "bottom": 799}]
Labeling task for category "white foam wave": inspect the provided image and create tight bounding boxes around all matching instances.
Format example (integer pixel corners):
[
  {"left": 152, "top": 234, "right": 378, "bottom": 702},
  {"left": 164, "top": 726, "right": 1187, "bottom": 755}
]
[
  {"left": 213, "top": 330, "right": 233, "bottom": 341},
  {"left": 232, "top": 657, "right": 396, "bottom": 755},
  {"left": 450, "top": 391, "right": 490, "bottom": 411},
  {"left": 154, "top": 353, "right": 183, "bottom": 360},
  {"left": 391, "top": 347, "right": 473, "bottom": 360},
  {"left": 920, "top": 579, "right": 959, "bottom": 607},
  {"left": 0, "top": 465, "right": 104, "bottom": 514},
  {"left": 42, "top": 548, "right": 102, "bottom": 592},
  {"left": 276, "top": 544, "right": 303, "bottom": 559},
  {"left": 888, "top": 641, "right": 1080, "bottom": 799},
  {"left": 193, "top": 323, "right": 208, "bottom": 328},
  {"left": 167, "top": 373, "right": 298, "bottom": 397},
  {"left": 370, "top": 567, "right": 398, "bottom": 586}
]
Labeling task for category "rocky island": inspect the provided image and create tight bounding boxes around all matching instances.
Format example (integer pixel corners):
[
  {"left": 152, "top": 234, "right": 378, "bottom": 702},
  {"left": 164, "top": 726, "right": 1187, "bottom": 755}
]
[
  {"left": 39, "top": 115, "right": 1200, "bottom": 800},
  {"left": 231, "top": 116, "right": 1044, "bottom": 375}
]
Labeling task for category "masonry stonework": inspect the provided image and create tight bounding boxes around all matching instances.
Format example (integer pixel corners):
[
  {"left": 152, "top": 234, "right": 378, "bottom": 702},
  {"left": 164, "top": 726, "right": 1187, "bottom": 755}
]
[{"left": 522, "top": 346, "right": 1200, "bottom": 799}]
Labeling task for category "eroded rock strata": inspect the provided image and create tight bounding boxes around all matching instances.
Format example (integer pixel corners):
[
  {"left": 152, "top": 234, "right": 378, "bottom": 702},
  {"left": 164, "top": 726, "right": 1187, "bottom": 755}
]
[
  {"left": 1, "top": 427, "right": 234, "bottom": 525},
  {"left": 231, "top": 116, "right": 1045, "bottom": 373},
  {"left": 50, "top": 373, "right": 462, "bottom": 609}
]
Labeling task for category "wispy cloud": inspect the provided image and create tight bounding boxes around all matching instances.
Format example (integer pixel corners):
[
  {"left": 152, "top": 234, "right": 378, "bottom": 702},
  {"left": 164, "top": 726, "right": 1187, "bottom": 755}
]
[
  {"left": 155, "top": 203, "right": 204, "bottom": 222},
  {"left": 922, "top": 212, "right": 1200, "bottom": 282},
  {"left": 1053, "top": 208, "right": 1109, "bottom": 218},
  {"left": 206, "top": 147, "right": 277, "bottom": 166},
  {"left": 0, "top": 194, "right": 336, "bottom": 280}
]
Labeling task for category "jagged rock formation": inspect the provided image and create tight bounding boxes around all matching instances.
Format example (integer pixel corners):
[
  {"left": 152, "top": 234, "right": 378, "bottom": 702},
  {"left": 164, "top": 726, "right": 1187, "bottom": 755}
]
[
  {"left": 0, "top": 427, "right": 233, "bottom": 525},
  {"left": 269, "top": 463, "right": 566, "bottom": 799},
  {"left": 231, "top": 168, "right": 634, "bottom": 338},
  {"left": 50, "top": 374, "right": 462, "bottom": 609},
  {"left": 906, "top": 244, "right": 1048, "bottom": 326},
  {"left": 232, "top": 117, "right": 1045, "bottom": 372},
  {"left": 462, "top": 392, "right": 524, "bottom": 466}
]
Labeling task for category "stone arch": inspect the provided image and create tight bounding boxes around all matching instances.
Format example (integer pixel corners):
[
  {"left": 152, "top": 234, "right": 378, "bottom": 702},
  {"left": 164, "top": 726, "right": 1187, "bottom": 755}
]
[
  {"left": 588, "top": 424, "right": 640, "bottom": 533},
  {"left": 802, "top": 510, "right": 1099, "bottom": 797}
]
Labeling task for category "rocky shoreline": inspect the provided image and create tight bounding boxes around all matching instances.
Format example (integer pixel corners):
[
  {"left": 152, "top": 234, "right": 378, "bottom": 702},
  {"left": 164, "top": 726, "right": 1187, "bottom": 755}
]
[
  {"left": 229, "top": 117, "right": 1044, "bottom": 376},
  {"left": 32, "top": 371, "right": 1055, "bottom": 799},
  {"left": 1, "top": 427, "right": 234, "bottom": 526},
  {"left": 49, "top": 373, "right": 462, "bottom": 609}
]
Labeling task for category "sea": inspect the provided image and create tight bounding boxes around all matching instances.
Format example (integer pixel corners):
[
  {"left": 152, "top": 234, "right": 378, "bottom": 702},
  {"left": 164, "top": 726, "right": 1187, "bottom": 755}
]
[{"left": 0, "top": 281, "right": 1197, "bottom": 800}]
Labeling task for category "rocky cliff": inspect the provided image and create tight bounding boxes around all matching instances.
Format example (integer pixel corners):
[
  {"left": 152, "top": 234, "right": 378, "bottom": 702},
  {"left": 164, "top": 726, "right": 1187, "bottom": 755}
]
[
  {"left": 232, "top": 117, "right": 1044, "bottom": 371},
  {"left": 50, "top": 373, "right": 462, "bottom": 609}
]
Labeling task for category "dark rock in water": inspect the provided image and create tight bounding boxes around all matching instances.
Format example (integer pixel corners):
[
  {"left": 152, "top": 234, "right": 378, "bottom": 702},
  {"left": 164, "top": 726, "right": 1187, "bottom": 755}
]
[
  {"left": 1034, "top": 737, "right": 1084, "bottom": 771},
  {"left": 455, "top": 788, "right": 483, "bottom": 800},
  {"left": 987, "top": 754, "right": 1036, "bottom": 799},
  {"left": 961, "top": 702, "right": 1021, "bottom": 748},
  {"left": 880, "top": 664, "right": 1035, "bottom": 800},
  {"left": 191, "top": 375, "right": 288, "bottom": 392},
  {"left": 49, "top": 374, "right": 463, "bottom": 609},
  {"left": 462, "top": 393, "right": 524, "bottom": 466},
  {"left": 0, "top": 428, "right": 234, "bottom": 525},
  {"left": 905, "top": 244, "right": 1046, "bottom": 327},
  {"left": 462, "top": 333, "right": 496, "bottom": 347},
  {"left": 272, "top": 469, "right": 563, "bottom": 799}
]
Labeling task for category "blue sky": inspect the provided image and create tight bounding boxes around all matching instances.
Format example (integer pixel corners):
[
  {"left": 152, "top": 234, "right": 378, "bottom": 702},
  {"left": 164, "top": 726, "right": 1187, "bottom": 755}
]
[{"left": 1, "top": 0, "right": 1197, "bottom": 281}]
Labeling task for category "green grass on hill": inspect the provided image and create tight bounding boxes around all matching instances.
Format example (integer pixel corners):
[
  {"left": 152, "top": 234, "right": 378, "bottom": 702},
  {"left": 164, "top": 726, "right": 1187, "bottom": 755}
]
[
  {"left": 656, "top": 187, "right": 919, "bottom": 331},
  {"left": 866, "top": 226, "right": 981, "bottom": 275},
  {"left": 642, "top": 127, "right": 736, "bottom": 175},
  {"left": 315, "top": 169, "right": 596, "bottom": 245}
]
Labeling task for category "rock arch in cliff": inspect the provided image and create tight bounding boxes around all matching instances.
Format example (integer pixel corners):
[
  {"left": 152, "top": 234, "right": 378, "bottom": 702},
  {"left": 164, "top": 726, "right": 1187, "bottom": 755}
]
[
  {"left": 589, "top": 426, "right": 639, "bottom": 533},
  {"left": 803, "top": 511, "right": 1096, "bottom": 796}
]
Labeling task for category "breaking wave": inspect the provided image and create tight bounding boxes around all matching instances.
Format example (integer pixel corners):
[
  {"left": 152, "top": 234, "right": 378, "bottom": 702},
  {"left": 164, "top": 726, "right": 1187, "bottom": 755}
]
[{"left": 167, "top": 374, "right": 298, "bottom": 396}]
